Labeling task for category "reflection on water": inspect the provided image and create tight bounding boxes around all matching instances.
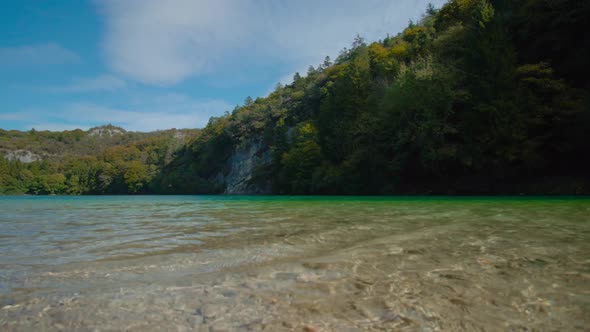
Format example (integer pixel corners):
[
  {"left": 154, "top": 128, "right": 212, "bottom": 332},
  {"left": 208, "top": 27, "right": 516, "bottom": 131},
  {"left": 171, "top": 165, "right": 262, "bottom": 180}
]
[{"left": 0, "top": 196, "right": 589, "bottom": 331}]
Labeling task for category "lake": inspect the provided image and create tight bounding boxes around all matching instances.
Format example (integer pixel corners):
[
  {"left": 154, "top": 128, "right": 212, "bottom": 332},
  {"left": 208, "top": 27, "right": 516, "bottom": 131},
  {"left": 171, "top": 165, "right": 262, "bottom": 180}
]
[{"left": 0, "top": 196, "right": 589, "bottom": 331}]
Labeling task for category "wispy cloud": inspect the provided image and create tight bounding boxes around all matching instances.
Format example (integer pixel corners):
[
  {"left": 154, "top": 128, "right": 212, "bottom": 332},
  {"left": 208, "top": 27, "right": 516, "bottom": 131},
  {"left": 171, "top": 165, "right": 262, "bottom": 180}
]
[
  {"left": 0, "top": 42, "right": 80, "bottom": 67},
  {"left": 12, "top": 93, "right": 232, "bottom": 132},
  {"left": 96, "top": 0, "right": 446, "bottom": 85},
  {"left": 45, "top": 74, "right": 127, "bottom": 93}
]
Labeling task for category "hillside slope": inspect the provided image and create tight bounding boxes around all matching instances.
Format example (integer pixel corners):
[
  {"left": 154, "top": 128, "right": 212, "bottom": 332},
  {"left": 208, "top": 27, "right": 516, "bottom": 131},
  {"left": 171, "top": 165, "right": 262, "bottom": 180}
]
[
  {"left": 152, "top": 0, "right": 590, "bottom": 195},
  {"left": 0, "top": 125, "right": 198, "bottom": 194}
]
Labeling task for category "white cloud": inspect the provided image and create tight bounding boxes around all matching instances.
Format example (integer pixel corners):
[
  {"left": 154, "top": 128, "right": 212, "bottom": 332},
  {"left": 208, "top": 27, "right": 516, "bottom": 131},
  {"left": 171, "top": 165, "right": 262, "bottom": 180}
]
[
  {"left": 97, "top": 0, "right": 447, "bottom": 85},
  {"left": 14, "top": 93, "right": 231, "bottom": 132},
  {"left": 98, "top": 0, "right": 249, "bottom": 85},
  {"left": 0, "top": 42, "right": 80, "bottom": 67},
  {"left": 46, "top": 75, "right": 127, "bottom": 93}
]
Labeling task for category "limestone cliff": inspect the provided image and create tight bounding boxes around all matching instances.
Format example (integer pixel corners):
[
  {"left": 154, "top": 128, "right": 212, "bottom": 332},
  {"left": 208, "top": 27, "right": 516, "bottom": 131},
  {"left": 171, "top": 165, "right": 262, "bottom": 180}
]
[
  {"left": 214, "top": 138, "right": 272, "bottom": 194},
  {"left": 2, "top": 149, "right": 42, "bottom": 163}
]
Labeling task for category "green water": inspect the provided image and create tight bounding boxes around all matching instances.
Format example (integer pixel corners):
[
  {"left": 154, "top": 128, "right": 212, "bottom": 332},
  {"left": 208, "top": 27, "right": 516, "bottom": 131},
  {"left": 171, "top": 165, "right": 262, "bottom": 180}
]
[{"left": 0, "top": 196, "right": 589, "bottom": 331}]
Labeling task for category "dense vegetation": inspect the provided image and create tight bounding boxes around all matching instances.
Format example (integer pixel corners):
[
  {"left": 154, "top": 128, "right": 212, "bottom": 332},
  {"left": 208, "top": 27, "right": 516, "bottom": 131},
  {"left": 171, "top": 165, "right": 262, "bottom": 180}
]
[
  {"left": 0, "top": 125, "right": 198, "bottom": 194},
  {"left": 153, "top": 0, "right": 590, "bottom": 194},
  {"left": 2, "top": 0, "right": 589, "bottom": 195}
]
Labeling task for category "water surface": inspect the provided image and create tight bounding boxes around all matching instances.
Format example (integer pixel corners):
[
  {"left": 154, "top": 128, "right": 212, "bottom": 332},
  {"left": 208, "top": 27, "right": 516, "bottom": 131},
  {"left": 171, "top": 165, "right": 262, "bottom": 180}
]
[{"left": 0, "top": 196, "right": 589, "bottom": 331}]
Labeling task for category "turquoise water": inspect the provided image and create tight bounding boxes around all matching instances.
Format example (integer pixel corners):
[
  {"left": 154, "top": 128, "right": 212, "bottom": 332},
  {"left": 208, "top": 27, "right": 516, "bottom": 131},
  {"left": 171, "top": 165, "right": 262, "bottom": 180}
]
[{"left": 0, "top": 196, "right": 589, "bottom": 331}]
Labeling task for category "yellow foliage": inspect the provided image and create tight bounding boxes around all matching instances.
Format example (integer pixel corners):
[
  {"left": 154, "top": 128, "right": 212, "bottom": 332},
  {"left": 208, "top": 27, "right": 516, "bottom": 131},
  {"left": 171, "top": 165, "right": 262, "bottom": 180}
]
[
  {"left": 368, "top": 43, "right": 388, "bottom": 62},
  {"left": 291, "top": 90, "right": 305, "bottom": 100},
  {"left": 298, "top": 122, "right": 317, "bottom": 138},
  {"left": 403, "top": 26, "right": 427, "bottom": 43},
  {"left": 391, "top": 41, "right": 408, "bottom": 58}
]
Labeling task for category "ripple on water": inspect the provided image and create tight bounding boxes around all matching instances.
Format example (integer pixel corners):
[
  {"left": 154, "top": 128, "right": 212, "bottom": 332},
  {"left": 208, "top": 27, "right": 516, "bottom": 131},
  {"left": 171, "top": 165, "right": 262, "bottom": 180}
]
[{"left": 0, "top": 196, "right": 589, "bottom": 331}]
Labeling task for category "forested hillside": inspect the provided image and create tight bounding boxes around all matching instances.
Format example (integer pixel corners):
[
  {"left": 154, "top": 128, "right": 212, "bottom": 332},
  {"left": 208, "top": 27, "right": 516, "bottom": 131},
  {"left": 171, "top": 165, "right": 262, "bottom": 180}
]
[
  {"left": 2, "top": 0, "right": 589, "bottom": 195},
  {"left": 153, "top": 0, "right": 590, "bottom": 194},
  {"left": 0, "top": 125, "right": 198, "bottom": 194}
]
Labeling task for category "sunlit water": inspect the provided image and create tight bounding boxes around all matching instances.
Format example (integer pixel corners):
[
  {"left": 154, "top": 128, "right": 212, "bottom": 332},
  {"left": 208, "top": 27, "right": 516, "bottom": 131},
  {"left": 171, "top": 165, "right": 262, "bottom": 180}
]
[{"left": 0, "top": 196, "right": 589, "bottom": 331}]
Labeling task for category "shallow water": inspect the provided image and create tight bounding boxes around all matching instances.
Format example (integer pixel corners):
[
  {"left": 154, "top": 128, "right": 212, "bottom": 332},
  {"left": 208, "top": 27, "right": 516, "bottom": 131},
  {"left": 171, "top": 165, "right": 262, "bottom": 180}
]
[{"left": 0, "top": 196, "right": 589, "bottom": 331}]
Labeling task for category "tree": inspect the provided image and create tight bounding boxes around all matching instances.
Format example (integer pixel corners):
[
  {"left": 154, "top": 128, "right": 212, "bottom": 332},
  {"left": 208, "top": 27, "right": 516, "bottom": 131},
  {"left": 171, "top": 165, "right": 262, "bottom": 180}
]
[
  {"left": 123, "top": 160, "right": 150, "bottom": 194},
  {"left": 322, "top": 56, "right": 332, "bottom": 69},
  {"left": 426, "top": 3, "right": 438, "bottom": 16},
  {"left": 280, "top": 123, "right": 323, "bottom": 193},
  {"left": 307, "top": 65, "right": 317, "bottom": 76},
  {"left": 352, "top": 34, "right": 366, "bottom": 49}
]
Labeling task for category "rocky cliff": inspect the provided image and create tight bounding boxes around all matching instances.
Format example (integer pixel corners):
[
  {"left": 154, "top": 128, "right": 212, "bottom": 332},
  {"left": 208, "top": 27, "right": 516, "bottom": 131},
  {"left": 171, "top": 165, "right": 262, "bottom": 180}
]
[
  {"left": 214, "top": 138, "right": 272, "bottom": 194},
  {"left": 2, "top": 149, "right": 42, "bottom": 163}
]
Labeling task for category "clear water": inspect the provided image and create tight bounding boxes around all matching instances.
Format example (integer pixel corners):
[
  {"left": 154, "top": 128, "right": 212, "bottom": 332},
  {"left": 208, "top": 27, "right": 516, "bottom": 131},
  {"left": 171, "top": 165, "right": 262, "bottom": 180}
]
[{"left": 0, "top": 196, "right": 589, "bottom": 331}]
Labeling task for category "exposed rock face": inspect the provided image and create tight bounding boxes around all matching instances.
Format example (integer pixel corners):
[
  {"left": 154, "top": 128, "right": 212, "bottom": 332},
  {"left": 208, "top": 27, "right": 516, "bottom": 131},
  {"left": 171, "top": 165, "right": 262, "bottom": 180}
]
[
  {"left": 173, "top": 131, "right": 186, "bottom": 139},
  {"left": 216, "top": 138, "right": 272, "bottom": 194},
  {"left": 88, "top": 126, "right": 126, "bottom": 137},
  {"left": 3, "top": 149, "right": 42, "bottom": 163}
]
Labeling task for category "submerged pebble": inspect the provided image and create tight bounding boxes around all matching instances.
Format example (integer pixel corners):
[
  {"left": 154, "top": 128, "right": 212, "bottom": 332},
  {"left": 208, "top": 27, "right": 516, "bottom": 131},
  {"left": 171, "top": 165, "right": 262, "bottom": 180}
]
[{"left": 1, "top": 197, "right": 589, "bottom": 331}]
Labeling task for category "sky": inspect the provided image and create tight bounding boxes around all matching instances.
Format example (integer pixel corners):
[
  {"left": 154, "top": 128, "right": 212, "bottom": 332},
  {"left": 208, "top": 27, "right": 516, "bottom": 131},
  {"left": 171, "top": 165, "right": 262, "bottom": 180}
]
[{"left": 0, "top": 0, "right": 446, "bottom": 132}]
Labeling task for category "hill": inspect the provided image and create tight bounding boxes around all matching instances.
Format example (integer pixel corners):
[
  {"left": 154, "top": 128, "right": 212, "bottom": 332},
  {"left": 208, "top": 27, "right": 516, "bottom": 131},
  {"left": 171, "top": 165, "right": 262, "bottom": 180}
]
[
  {"left": 2, "top": 0, "right": 590, "bottom": 195},
  {"left": 152, "top": 0, "right": 590, "bottom": 195},
  {"left": 0, "top": 125, "right": 198, "bottom": 194}
]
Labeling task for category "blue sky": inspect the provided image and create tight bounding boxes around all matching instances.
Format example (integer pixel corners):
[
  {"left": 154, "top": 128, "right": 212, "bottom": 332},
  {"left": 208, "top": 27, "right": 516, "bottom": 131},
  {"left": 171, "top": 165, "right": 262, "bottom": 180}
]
[{"left": 0, "top": 0, "right": 446, "bottom": 132}]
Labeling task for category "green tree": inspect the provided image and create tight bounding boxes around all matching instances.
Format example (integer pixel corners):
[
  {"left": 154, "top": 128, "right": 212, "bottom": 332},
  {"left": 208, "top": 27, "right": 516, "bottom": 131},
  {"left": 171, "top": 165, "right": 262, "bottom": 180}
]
[{"left": 123, "top": 161, "right": 150, "bottom": 194}]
